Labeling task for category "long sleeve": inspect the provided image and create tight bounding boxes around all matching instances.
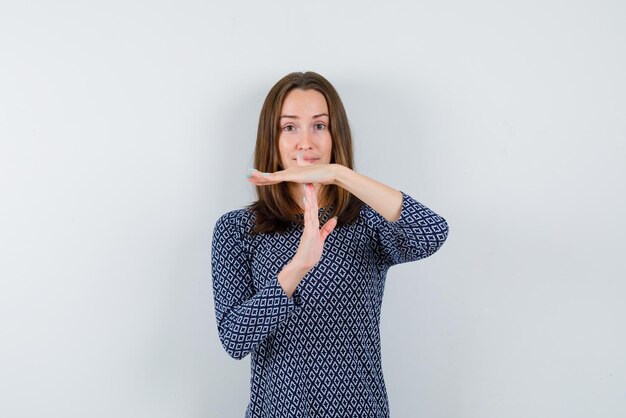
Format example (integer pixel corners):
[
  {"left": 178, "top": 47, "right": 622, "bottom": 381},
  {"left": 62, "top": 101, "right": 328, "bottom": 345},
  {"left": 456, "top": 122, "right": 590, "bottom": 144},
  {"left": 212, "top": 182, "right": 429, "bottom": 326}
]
[
  {"left": 211, "top": 210, "right": 300, "bottom": 359},
  {"left": 363, "top": 191, "right": 449, "bottom": 268}
]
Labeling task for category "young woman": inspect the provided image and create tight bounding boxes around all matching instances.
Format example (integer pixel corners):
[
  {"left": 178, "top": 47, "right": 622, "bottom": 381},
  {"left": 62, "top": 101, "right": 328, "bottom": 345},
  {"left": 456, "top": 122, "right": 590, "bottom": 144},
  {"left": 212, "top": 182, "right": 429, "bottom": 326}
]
[{"left": 211, "top": 71, "right": 449, "bottom": 417}]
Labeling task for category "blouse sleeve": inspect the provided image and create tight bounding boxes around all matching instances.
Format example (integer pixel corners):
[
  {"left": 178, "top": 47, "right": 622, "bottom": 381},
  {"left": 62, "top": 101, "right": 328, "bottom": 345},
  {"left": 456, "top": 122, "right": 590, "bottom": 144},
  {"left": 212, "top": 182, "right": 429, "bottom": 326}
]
[
  {"left": 211, "top": 211, "right": 300, "bottom": 360},
  {"left": 363, "top": 191, "right": 449, "bottom": 268}
]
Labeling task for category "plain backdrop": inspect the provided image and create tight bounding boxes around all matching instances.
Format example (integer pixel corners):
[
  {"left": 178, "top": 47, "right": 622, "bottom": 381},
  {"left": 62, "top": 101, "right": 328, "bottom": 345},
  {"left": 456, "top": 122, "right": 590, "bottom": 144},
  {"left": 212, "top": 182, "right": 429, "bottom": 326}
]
[{"left": 1, "top": 1, "right": 625, "bottom": 417}]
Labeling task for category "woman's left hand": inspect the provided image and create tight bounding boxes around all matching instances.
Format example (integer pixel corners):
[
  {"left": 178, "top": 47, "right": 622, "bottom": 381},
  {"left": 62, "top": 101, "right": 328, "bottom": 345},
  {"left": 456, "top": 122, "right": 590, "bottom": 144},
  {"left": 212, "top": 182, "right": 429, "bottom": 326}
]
[{"left": 247, "top": 155, "right": 339, "bottom": 186}]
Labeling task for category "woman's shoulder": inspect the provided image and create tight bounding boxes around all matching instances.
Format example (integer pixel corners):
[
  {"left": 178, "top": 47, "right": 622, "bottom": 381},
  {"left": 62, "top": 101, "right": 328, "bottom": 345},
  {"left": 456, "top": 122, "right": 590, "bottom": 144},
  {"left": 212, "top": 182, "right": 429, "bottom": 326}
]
[{"left": 213, "top": 206, "right": 256, "bottom": 238}]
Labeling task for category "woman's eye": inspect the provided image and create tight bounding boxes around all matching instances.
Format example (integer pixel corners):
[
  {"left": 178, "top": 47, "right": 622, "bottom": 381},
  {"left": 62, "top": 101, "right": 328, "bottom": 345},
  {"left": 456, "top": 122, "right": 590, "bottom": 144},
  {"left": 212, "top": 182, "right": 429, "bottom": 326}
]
[
  {"left": 315, "top": 123, "right": 326, "bottom": 130},
  {"left": 282, "top": 125, "right": 296, "bottom": 132}
]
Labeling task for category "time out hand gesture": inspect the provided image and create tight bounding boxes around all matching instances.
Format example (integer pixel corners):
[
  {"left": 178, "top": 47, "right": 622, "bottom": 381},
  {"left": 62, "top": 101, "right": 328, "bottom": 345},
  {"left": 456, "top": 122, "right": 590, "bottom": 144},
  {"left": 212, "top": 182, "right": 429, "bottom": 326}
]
[
  {"left": 293, "top": 183, "right": 338, "bottom": 271},
  {"left": 247, "top": 153, "right": 338, "bottom": 272},
  {"left": 274, "top": 182, "right": 338, "bottom": 298}
]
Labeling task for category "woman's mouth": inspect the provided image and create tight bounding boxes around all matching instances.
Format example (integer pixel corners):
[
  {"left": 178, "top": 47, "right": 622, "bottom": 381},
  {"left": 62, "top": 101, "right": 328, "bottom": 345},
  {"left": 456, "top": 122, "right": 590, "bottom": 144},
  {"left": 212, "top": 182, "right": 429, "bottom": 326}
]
[{"left": 295, "top": 154, "right": 319, "bottom": 165}]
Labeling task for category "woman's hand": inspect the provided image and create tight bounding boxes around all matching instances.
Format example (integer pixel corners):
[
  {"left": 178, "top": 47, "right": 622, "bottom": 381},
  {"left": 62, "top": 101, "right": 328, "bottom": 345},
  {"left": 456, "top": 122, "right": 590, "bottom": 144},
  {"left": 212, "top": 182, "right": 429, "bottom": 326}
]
[
  {"left": 291, "top": 183, "right": 338, "bottom": 271},
  {"left": 246, "top": 154, "right": 339, "bottom": 186}
]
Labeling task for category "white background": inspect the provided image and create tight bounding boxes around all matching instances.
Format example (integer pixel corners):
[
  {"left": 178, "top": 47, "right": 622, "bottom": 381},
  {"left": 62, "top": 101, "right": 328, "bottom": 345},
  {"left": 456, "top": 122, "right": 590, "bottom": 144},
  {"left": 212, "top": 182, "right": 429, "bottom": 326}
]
[{"left": 1, "top": 1, "right": 625, "bottom": 417}]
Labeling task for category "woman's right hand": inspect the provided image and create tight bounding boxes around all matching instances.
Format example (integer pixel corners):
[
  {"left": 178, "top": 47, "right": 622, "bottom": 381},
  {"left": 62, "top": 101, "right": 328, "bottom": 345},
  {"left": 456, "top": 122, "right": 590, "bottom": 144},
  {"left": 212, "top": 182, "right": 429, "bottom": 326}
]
[{"left": 291, "top": 183, "right": 338, "bottom": 272}]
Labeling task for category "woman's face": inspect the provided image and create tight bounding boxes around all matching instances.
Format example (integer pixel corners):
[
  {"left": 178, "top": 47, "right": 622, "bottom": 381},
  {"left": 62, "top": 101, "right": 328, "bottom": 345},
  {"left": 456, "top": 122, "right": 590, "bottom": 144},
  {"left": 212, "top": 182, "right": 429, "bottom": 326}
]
[{"left": 278, "top": 89, "right": 332, "bottom": 170}]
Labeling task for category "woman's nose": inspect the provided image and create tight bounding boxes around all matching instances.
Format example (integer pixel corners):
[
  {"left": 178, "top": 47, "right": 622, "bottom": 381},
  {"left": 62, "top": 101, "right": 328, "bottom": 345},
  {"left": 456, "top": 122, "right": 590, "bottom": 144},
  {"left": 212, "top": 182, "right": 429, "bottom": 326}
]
[{"left": 297, "top": 132, "right": 313, "bottom": 150}]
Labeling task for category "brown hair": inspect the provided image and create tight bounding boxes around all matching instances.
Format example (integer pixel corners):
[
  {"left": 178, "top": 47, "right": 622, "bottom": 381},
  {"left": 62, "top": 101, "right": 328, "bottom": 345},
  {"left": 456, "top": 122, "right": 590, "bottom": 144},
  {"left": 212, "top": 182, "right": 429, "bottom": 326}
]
[{"left": 248, "top": 71, "right": 363, "bottom": 234}]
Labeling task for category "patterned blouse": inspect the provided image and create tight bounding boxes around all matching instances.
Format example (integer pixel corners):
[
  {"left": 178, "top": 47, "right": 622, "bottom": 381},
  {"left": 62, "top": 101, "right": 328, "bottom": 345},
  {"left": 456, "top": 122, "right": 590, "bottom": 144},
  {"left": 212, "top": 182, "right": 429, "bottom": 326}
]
[{"left": 211, "top": 192, "right": 449, "bottom": 417}]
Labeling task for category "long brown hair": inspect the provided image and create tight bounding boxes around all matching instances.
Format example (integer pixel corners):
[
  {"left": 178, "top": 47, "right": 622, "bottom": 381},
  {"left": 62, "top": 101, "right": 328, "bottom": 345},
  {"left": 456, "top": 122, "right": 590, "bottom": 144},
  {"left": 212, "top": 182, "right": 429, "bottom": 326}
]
[{"left": 249, "top": 71, "right": 363, "bottom": 234}]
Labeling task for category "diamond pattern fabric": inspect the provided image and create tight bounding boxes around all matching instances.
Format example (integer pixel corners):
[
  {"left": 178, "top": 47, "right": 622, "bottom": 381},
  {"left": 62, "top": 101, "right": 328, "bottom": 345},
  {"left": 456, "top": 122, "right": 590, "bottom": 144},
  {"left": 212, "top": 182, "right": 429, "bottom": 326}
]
[{"left": 211, "top": 192, "right": 449, "bottom": 417}]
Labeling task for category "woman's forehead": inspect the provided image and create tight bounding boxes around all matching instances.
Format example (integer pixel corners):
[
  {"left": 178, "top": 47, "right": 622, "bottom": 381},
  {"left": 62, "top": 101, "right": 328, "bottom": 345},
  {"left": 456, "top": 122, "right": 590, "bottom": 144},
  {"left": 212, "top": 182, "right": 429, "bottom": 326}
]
[{"left": 281, "top": 89, "right": 329, "bottom": 117}]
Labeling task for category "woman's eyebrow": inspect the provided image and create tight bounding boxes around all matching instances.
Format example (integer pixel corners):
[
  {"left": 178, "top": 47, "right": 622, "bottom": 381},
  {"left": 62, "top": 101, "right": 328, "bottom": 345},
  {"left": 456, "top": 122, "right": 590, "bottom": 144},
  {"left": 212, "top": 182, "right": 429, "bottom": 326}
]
[{"left": 280, "top": 113, "right": 329, "bottom": 119}]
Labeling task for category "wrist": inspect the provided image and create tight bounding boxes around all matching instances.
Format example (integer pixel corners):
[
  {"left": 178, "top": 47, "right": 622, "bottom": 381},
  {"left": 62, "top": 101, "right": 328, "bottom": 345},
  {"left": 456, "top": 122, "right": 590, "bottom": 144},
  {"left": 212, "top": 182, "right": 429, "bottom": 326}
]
[
  {"left": 332, "top": 163, "right": 351, "bottom": 188},
  {"left": 278, "top": 259, "right": 310, "bottom": 299},
  {"left": 288, "top": 257, "right": 312, "bottom": 275}
]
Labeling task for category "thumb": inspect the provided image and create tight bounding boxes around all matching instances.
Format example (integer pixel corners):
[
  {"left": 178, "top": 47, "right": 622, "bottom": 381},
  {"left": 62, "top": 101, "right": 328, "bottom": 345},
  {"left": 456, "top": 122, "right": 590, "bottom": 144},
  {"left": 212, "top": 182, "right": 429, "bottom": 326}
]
[
  {"left": 296, "top": 152, "right": 306, "bottom": 166},
  {"left": 319, "top": 216, "right": 338, "bottom": 241}
]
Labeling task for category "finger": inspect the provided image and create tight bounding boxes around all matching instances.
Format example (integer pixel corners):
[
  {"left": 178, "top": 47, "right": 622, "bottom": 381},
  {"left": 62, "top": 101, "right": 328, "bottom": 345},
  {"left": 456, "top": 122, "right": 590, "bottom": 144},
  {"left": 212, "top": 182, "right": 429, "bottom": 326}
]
[
  {"left": 303, "top": 183, "right": 312, "bottom": 223},
  {"left": 302, "top": 183, "right": 308, "bottom": 210},
  {"left": 320, "top": 216, "right": 338, "bottom": 241},
  {"left": 247, "top": 169, "right": 283, "bottom": 186},
  {"left": 308, "top": 184, "right": 319, "bottom": 229},
  {"left": 303, "top": 184, "right": 316, "bottom": 231},
  {"left": 296, "top": 152, "right": 305, "bottom": 167},
  {"left": 248, "top": 168, "right": 269, "bottom": 177},
  {"left": 304, "top": 183, "right": 313, "bottom": 225}
]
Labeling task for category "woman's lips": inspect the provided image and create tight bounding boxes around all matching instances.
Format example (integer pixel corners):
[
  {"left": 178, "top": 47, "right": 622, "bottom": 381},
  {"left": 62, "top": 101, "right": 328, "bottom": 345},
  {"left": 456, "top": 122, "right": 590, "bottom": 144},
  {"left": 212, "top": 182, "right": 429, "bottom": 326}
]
[{"left": 295, "top": 156, "right": 319, "bottom": 164}]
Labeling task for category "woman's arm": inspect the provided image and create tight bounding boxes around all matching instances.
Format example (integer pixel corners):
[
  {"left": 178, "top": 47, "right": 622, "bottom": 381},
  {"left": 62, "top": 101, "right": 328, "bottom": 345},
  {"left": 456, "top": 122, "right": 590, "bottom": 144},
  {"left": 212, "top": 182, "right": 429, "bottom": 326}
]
[
  {"left": 331, "top": 164, "right": 449, "bottom": 267},
  {"left": 248, "top": 163, "right": 449, "bottom": 267},
  {"left": 332, "top": 164, "right": 403, "bottom": 222},
  {"left": 211, "top": 212, "right": 301, "bottom": 359},
  {"left": 249, "top": 163, "right": 402, "bottom": 221}
]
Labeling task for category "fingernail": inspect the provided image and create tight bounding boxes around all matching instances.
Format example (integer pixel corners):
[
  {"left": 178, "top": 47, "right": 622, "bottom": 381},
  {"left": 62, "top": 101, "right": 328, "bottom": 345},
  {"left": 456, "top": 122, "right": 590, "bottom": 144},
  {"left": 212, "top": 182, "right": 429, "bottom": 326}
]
[{"left": 302, "top": 196, "right": 306, "bottom": 205}]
